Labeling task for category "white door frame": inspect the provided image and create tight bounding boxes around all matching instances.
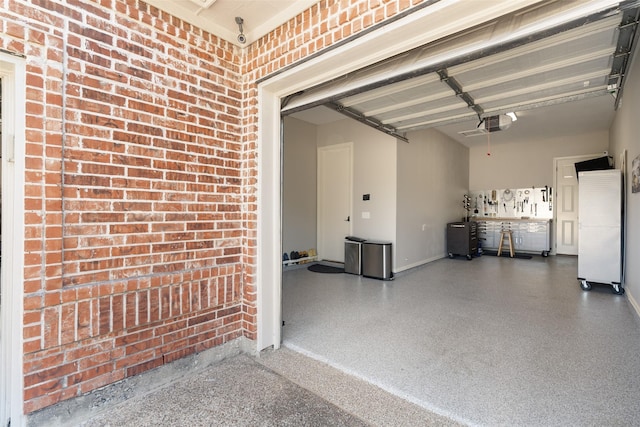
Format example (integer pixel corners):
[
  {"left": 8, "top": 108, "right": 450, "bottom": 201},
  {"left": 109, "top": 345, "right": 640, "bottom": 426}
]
[
  {"left": 552, "top": 153, "right": 606, "bottom": 255},
  {"left": 0, "top": 53, "right": 26, "bottom": 427},
  {"left": 255, "top": 1, "right": 551, "bottom": 351}
]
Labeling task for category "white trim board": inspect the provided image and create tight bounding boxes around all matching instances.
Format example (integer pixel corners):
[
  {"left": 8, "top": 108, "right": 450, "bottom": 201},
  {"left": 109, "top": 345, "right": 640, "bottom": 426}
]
[{"left": 0, "top": 53, "right": 26, "bottom": 427}]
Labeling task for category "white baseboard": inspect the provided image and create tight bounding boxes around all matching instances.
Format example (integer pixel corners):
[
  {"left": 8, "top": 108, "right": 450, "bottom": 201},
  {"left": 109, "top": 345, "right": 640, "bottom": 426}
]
[
  {"left": 627, "top": 288, "right": 640, "bottom": 319},
  {"left": 394, "top": 254, "right": 445, "bottom": 273}
]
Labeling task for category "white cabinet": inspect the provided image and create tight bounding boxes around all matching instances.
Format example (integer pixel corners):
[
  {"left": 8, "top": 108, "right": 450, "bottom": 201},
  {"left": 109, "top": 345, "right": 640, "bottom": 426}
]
[{"left": 577, "top": 169, "right": 623, "bottom": 294}]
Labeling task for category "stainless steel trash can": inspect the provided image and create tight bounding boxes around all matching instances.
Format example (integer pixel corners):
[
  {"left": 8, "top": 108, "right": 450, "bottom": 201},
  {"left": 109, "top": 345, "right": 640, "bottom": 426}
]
[
  {"left": 344, "top": 241, "right": 363, "bottom": 275},
  {"left": 362, "top": 241, "right": 393, "bottom": 280}
]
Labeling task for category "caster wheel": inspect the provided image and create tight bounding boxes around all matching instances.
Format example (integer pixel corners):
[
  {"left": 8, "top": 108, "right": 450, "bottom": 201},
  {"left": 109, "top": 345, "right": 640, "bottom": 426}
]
[
  {"left": 612, "top": 285, "right": 625, "bottom": 295},
  {"left": 580, "top": 280, "right": 591, "bottom": 291},
  {"left": 542, "top": 251, "right": 549, "bottom": 257},
  {"left": 466, "top": 254, "right": 472, "bottom": 260},
  {"left": 448, "top": 253, "right": 454, "bottom": 259}
]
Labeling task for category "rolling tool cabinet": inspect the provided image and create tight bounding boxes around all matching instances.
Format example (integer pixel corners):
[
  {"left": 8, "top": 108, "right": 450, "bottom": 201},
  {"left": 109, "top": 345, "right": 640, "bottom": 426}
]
[{"left": 447, "top": 221, "right": 478, "bottom": 260}]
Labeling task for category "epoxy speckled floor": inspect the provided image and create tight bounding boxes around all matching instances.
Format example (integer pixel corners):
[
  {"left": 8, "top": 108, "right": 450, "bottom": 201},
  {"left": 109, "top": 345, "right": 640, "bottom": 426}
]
[{"left": 282, "top": 255, "right": 640, "bottom": 426}]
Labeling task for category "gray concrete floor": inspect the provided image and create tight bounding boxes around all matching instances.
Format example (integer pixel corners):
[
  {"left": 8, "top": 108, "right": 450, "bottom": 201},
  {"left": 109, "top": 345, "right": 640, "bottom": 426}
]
[
  {"left": 31, "top": 255, "right": 640, "bottom": 426},
  {"left": 32, "top": 341, "right": 454, "bottom": 426},
  {"left": 282, "top": 255, "right": 640, "bottom": 426},
  {"left": 79, "top": 354, "right": 372, "bottom": 427}
]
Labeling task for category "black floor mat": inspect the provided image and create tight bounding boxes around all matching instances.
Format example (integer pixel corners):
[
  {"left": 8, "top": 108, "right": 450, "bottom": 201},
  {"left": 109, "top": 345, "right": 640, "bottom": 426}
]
[
  {"left": 307, "top": 264, "right": 345, "bottom": 273},
  {"left": 482, "top": 250, "right": 533, "bottom": 259}
]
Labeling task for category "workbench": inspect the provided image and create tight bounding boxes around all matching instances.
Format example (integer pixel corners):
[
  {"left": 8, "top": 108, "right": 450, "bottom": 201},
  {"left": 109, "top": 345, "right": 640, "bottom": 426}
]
[{"left": 475, "top": 218, "right": 552, "bottom": 256}]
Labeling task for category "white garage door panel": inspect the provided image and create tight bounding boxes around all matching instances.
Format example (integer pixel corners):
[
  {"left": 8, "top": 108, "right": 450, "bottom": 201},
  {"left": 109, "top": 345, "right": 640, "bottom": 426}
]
[{"left": 282, "top": 0, "right": 623, "bottom": 128}]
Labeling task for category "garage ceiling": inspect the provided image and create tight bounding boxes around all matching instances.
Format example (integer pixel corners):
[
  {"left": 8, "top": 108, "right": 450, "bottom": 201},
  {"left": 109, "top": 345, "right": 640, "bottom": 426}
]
[
  {"left": 145, "top": 1, "right": 639, "bottom": 145},
  {"left": 283, "top": 1, "right": 640, "bottom": 144}
]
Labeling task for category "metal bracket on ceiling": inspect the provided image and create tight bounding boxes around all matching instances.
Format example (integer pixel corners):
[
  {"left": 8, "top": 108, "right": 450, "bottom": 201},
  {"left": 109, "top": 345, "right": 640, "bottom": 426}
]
[
  {"left": 281, "top": 91, "right": 304, "bottom": 110},
  {"left": 619, "top": 20, "right": 640, "bottom": 30},
  {"left": 437, "top": 69, "right": 483, "bottom": 117},
  {"left": 620, "top": 0, "right": 640, "bottom": 11},
  {"left": 326, "top": 102, "right": 409, "bottom": 143},
  {"left": 610, "top": 5, "right": 640, "bottom": 108}
]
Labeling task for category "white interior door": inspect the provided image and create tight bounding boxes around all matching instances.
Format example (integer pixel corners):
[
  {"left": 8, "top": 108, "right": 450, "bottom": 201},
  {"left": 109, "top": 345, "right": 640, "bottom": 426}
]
[
  {"left": 317, "top": 143, "right": 352, "bottom": 262},
  {"left": 554, "top": 154, "right": 602, "bottom": 255}
]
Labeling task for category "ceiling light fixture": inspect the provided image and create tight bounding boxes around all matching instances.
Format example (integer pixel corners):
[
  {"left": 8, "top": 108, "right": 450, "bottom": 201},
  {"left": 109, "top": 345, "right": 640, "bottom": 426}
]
[{"left": 235, "top": 17, "right": 246, "bottom": 44}]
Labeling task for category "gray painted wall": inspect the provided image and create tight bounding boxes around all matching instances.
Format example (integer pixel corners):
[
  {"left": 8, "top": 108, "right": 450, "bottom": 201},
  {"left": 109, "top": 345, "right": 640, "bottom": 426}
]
[
  {"left": 316, "top": 118, "right": 397, "bottom": 245},
  {"left": 396, "top": 128, "right": 469, "bottom": 271},
  {"left": 609, "top": 40, "right": 640, "bottom": 314},
  {"left": 282, "top": 117, "right": 317, "bottom": 257},
  {"left": 283, "top": 117, "right": 398, "bottom": 265},
  {"left": 469, "top": 131, "right": 609, "bottom": 191},
  {"left": 284, "top": 118, "right": 468, "bottom": 272}
]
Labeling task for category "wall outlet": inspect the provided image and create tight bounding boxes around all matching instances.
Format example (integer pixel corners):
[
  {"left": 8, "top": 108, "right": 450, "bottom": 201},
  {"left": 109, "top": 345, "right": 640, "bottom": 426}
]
[
  {"left": 422, "top": 224, "right": 426, "bottom": 231},
  {"left": 362, "top": 211, "right": 370, "bottom": 219}
]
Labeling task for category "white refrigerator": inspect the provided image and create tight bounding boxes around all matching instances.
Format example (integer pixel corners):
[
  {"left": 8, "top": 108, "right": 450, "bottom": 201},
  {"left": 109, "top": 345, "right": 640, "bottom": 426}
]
[{"left": 577, "top": 169, "right": 623, "bottom": 293}]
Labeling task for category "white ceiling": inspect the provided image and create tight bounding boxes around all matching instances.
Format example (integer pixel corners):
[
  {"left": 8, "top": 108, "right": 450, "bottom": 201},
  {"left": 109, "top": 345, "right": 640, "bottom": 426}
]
[
  {"left": 143, "top": 0, "right": 317, "bottom": 47},
  {"left": 144, "top": 0, "right": 637, "bottom": 146},
  {"left": 288, "top": 95, "right": 616, "bottom": 147},
  {"left": 436, "top": 94, "right": 616, "bottom": 146}
]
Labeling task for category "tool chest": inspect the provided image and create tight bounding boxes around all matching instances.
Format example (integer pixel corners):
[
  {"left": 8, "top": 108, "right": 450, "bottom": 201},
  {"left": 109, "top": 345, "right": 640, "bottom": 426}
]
[{"left": 447, "top": 221, "right": 478, "bottom": 260}]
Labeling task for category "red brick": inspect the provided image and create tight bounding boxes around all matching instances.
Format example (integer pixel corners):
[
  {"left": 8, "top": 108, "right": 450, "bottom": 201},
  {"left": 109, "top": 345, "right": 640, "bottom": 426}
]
[
  {"left": 162, "top": 346, "right": 196, "bottom": 364},
  {"left": 125, "top": 357, "right": 163, "bottom": 377},
  {"left": 65, "top": 340, "right": 114, "bottom": 362},
  {"left": 79, "top": 369, "right": 125, "bottom": 395},
  {"left": 98, "top": 297, "right": 111, "bottom": 335},
  {"left": 112, "top": 294, "right": 125, "bottom": 331},
  {"left": 67, "top": 359, "right": 109, "bottom": 385},
  {"left": 76, "top": 301, "right": 91, "bottom": 340},
  {"left": 24, "top": 362, "right": 77, "bottom": 388}
]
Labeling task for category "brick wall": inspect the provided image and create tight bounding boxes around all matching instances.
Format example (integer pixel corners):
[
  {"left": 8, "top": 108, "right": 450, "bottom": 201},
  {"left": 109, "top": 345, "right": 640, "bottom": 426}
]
[
  {"left": 0, "top": 0, "right": 423, "bottom": 415},
  {"left": 3, "top": 0, "right": 247, "bottom": 413}
]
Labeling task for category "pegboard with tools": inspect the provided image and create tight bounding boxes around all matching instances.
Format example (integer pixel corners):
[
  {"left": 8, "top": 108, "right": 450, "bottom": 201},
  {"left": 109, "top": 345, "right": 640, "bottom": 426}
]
[{"left": 469, "top": 186, "right": 553, "bottom": 219}]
